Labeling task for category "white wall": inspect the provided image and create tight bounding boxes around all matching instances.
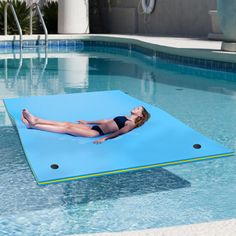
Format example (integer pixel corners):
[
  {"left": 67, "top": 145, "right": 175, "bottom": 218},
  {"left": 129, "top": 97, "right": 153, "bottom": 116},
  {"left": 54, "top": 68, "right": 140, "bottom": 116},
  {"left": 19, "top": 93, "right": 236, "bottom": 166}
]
[{"left": 58, "top": 0, "right": 89, "bottom": 34}]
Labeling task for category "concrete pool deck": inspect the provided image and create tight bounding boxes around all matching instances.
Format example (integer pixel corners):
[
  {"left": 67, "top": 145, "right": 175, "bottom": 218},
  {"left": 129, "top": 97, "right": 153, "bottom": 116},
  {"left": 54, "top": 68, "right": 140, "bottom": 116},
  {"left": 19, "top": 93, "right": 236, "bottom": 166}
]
[{"left": 76, "top": 219, "right": 236, "bottom": 236}]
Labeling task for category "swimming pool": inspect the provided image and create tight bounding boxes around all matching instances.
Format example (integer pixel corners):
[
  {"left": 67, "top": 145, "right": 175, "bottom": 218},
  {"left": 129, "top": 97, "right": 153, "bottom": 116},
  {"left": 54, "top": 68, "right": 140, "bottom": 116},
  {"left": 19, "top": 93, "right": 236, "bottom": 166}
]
[{"left": 0, "top": 41, "right": 235, "bottom": 235}]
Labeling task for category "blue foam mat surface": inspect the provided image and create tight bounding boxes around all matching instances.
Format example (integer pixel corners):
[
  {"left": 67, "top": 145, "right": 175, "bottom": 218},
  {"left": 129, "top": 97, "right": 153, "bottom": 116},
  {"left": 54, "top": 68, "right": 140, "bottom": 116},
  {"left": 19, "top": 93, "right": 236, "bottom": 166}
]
[{"left": 3, "top": 90, "right": 234, "bottom": 185}]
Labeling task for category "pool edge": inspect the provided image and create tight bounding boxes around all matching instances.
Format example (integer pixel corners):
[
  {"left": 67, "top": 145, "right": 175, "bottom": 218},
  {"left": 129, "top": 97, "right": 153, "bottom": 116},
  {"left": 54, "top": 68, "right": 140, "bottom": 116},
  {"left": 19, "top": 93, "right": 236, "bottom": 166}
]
[
  {"left": 73, "top": 218, "right": 236, "bottom": 236},
  {"left": 1, "top": 34, "right": 236, "bottom": 64}
]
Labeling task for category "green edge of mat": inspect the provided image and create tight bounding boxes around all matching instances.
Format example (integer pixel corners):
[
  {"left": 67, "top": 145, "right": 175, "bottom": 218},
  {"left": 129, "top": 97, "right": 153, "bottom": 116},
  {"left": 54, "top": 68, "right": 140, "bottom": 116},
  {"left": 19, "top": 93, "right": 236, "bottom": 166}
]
[{"left": 38, "top": 152, "right": 234, "bottom": 185}]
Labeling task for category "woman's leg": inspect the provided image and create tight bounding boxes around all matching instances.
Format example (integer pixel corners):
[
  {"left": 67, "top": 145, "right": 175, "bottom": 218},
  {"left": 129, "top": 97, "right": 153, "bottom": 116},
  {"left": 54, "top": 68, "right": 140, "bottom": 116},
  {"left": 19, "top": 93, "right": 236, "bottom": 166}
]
[
  {"left": 22, "top": 118, "right": 99, "bottom": 137},
  {"left": 22, "top": 109, "right": 62, "bottom": 126},
  {"left": 22, "top": 109, "right": 89, "bottom": 129}
]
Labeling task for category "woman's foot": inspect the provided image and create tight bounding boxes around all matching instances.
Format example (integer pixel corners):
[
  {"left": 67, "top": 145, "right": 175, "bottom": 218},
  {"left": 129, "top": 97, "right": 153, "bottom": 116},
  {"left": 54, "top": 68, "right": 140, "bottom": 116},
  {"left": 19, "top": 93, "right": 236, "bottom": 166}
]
[
  {"left": 21, "top": 113, "right": 32, "bottom": 129},
  {"left": 22, "top": 109, "right": 37, "bottom": 126}
]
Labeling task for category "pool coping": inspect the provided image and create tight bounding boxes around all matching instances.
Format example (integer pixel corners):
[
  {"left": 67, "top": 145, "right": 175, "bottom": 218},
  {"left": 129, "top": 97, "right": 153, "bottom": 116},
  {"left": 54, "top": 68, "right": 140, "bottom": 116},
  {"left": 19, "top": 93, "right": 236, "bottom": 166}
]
[{"left": 73, "top": 219, "right": 236, "bottom": 236}]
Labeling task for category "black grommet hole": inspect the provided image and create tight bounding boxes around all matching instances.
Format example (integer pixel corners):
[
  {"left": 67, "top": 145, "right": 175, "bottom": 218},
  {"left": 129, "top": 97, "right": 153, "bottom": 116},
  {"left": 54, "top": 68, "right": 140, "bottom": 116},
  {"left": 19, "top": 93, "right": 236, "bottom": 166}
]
[
  {"left": 51, "top": 164, "right": 59, "bottom": 169},
  {"left": 193, "top": 144, "right": 201, "bottom": 149}
]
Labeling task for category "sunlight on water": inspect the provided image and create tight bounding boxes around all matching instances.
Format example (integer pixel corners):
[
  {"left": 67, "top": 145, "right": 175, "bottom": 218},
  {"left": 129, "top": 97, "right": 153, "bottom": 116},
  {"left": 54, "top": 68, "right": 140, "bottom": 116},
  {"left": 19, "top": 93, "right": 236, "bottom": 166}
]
[{"left": 0, "top": 47, "right": 235, "bottom": 235}]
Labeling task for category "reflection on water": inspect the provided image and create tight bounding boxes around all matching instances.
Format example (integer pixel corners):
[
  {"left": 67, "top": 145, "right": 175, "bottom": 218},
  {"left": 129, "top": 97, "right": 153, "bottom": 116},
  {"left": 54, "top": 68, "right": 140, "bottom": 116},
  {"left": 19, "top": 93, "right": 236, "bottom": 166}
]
[
  {"left": 1, "top": 51, "right": 236, "bottom": 100},
  {"left": 58, "top": 57, "right": 89, "bottom": 92},
  {"left": 0, "top": 54, "right": 90, "bottom": 99}
]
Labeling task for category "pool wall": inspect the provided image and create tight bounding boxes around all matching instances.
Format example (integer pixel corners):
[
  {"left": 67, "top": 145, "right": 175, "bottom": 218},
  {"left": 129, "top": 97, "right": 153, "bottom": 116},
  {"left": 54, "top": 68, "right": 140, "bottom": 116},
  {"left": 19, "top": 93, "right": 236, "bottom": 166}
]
[{"left": 1, "top": 34, "right": 236, "bottom": 72}]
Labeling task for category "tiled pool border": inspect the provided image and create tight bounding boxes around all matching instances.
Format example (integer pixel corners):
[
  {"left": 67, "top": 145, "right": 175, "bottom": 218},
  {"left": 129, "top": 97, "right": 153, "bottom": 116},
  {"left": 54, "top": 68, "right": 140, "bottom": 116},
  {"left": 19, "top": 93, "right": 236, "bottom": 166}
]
[
  {"left": 83, "top": 40, "right": 236, "bottom": 73},
  {"left": 0, "top": 39, "right": 236, "bottom": 73}
]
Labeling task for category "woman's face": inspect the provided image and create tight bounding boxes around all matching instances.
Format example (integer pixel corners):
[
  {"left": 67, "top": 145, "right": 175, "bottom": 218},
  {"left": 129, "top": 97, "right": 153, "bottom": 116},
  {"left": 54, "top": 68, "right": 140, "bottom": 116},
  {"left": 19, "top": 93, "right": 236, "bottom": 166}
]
[{"left": 131, "top": 106, "right": 143, "bottom": 116}]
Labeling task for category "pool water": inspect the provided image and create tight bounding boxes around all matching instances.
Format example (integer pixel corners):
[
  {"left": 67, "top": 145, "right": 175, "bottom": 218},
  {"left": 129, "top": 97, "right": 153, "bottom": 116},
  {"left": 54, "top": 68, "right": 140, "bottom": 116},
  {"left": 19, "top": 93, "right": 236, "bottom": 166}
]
[{"left": 0, "top": 46, "right": 236, "bottom": 235}]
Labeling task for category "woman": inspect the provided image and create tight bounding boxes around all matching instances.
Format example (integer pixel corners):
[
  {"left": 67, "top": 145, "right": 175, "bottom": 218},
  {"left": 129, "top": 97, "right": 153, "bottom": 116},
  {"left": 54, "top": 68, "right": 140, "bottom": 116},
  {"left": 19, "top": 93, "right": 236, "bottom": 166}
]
[{"left": 21, "top": 106, "right": 150, "bottom": 144}]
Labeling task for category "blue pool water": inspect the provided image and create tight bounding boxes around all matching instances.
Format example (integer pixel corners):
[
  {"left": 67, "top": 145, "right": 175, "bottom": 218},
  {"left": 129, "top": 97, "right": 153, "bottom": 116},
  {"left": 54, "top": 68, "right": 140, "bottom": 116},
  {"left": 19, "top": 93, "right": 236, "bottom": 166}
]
[{"left": 0, "top": 44, "right": 236, "bottom": 235}]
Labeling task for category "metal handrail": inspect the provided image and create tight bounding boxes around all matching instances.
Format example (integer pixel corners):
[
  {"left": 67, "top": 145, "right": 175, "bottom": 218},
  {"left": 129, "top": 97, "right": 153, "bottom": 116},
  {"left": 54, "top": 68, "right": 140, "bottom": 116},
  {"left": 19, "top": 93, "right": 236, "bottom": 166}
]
[
  {"left": 37, "top": 48, "right": 48, "bottom": 87},
  {"left": 4, "top": 1, "right": 23, "bottom": 49},
  {"left": 4, "top": 52, "right": 23, "bottom": 89},
  {"left": 30, "top": 3, "right": 48, "bottom": 47}
]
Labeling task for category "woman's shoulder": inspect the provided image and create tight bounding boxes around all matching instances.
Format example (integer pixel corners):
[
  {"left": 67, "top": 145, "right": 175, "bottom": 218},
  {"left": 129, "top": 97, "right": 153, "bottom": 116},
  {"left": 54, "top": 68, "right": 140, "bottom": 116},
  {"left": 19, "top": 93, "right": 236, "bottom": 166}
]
[{"left": 126, "top": 119, "right": 136, "bottom": 128}]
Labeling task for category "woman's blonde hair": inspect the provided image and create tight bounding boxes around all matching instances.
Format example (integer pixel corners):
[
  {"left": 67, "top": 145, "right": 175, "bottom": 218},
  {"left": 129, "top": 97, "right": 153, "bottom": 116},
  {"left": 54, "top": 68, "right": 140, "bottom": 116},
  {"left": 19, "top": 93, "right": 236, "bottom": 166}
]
[{"left": 134, "top": 106, "right": 151, "bottom": 127}]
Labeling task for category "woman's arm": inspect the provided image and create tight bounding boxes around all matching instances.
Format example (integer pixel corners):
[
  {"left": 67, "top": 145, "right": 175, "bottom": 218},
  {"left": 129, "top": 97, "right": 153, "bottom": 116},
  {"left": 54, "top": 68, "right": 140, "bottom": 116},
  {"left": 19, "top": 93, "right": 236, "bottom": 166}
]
[
  {"left": 78, "top": 119, "right": 112, "bottom": 125},
  {"left": 93, "top": 124, "right": 134, "bottom": 144}
]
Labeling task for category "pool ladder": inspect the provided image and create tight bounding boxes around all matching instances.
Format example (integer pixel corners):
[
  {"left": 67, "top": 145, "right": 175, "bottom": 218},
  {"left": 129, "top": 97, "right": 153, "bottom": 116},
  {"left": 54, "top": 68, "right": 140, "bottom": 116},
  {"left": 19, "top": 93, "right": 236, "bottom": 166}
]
[
  {"left": 4, "top": 1, "right": 48, "bottom": 49},
  {"left": 4, "top": 49, "right": 48, "bottom": 90},
  {"left": 29, "top": 2, "right": 48, "bottom": 48}
]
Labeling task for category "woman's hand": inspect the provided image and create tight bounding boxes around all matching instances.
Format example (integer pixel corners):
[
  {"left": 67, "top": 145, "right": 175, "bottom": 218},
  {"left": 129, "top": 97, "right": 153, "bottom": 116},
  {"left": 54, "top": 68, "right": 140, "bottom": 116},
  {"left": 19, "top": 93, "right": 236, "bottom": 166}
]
[
  {"left": 77, "top": 120, "right": 88, "bottom": 124},
  {"left": 93, "top": 137, "right": 106, "bottom": 144}
]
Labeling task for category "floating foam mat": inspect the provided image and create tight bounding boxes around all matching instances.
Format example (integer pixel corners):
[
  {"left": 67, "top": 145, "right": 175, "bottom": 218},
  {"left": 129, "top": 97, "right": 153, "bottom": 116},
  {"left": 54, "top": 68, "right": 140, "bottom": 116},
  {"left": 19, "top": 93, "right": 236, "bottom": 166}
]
[{"left": 3, "top": 90, "right": 234, "bottom": 185}]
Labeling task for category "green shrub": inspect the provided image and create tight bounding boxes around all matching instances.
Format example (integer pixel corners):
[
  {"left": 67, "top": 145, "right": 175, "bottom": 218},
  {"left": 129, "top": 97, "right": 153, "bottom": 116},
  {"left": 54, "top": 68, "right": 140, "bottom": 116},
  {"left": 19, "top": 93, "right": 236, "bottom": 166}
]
[
  {"left": 42, "top": 1, "right": 58, "bottom": 34},
  {"left": 0, "top": 0, "right": 36, "bottom": 35}
]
